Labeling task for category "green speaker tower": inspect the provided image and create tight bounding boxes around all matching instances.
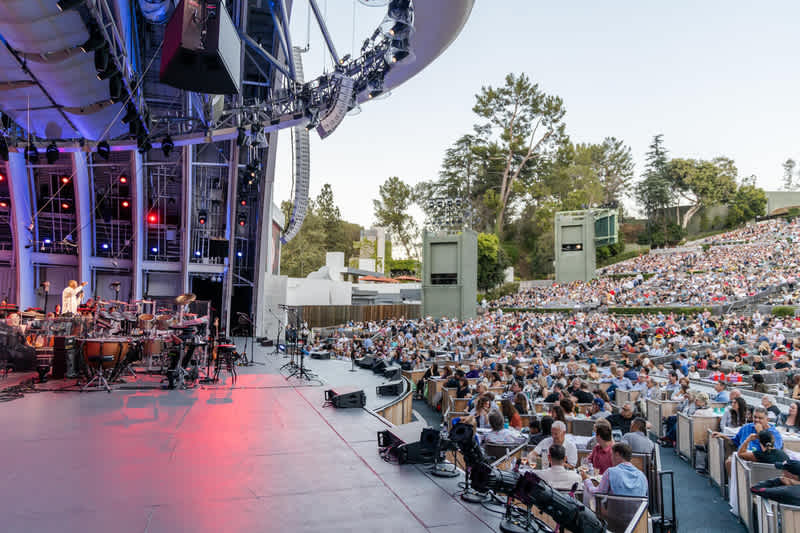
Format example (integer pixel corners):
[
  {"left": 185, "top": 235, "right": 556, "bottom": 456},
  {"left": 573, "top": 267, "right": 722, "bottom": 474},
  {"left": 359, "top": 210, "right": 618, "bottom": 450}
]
[{"left": 422, "top": 229, "right": 478, "bottom": 320}]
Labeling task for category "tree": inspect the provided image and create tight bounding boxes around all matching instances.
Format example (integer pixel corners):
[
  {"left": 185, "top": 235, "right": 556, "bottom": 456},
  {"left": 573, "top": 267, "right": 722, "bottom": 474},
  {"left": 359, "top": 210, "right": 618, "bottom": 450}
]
[
  {"left": 477, "top": 232, "right": 509, "bottom": 291},
  {"left": 472, "top": 73, "right": 567, "bottom": 234},
  {"left": 595, "top": 137, "right": 635, "bottom": 206},
  {"left": 635, "top": 134, "right": 672, "bottom": 232},
  {"left": 782, "top": 158, "right": 797, "bottom": 191},
  {"left": 726, "top": 184, "right": 767, "bottom": 227},
  {"left": 316, "top": 184, "right": 345, "bottom": 253},
  {"left": 373, "top": 176, "right": 418, "bottom": 258},
  {"left": 665, "top": 157, "right": 738, "bottom": 229},
  {"left": 279, "top": 200, "right": 327, "bottom": 277}
]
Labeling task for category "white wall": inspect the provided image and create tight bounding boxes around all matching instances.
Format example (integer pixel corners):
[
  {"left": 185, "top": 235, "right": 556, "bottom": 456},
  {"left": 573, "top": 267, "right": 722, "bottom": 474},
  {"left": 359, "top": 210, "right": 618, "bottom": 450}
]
[
  {"left": 357, "top": 282, "right": 420, "bottom": 294},
  {"left": 257, "top": 274, "right": 288, "bottom": 339},
  {"left": 286, "top": 278, "right": 352, "bottom": 306}
]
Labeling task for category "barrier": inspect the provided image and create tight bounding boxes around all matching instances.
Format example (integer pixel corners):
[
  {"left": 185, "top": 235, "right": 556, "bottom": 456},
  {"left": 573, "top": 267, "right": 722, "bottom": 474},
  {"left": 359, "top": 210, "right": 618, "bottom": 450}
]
[{"left": 373, "top": 377, "right": 414, "bottom": 426}]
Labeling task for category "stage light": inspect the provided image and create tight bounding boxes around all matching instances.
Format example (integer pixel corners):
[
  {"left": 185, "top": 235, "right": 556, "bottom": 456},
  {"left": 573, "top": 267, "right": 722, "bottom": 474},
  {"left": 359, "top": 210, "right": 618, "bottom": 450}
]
[
  {"left": 121, "top": 200, "right": 130, "bottom": 208},
  {"left": 137, "top": 137, "right": 152, "bottom": 155},
  {"left": 109, "top": 73, "right": 124, "bottom": 103},
  {"left": 147, "top": 213, "right": 157, "bottom": 224},
  {"left": 43, "top": 238, "right": 52, "bottom": 244},
  {"left": 80, "top": 28, "right": 104, "bottom": 53},
  {"left": 0, "top": 173, "right": 4, "bottom": 181},
  {"left": 102, "top": 243, "right": 109, "bottom": 250},
  {"left": 57, "top": 0, "right": 83, "bottom": 11},
  {"left": 236, "top": 127, "right": 246, "bottom": 147},
  {"left": 0, "top": 202, "right": 7, "bottom": 208},
  {"left": 25, "top": 142, "right": 39, "bottom": 164},
  {"left": 119, "top": 176, "right": 127, "bottom": 184},
  {"left": 97, "top": 140, "right": 110, "bottom": 160},
  {"left": 161, "top": 135, "right": 174, "bottom": 157},
  {"left": 194, "top": 250, "right": 201, "bottom": 257},
  {"left": 0, "top": 136, "right": 8, "bottom": 162},
  {"left": 236, "top": 251, "right": 243, "bottom": 258},
  {"left": 240, "top": 200, "right": 246, "bottom": 206},
  {"left": 198, "top": 210, "right": 207, "bottom": 225},
  {"left": 122, "top": 103, "right": 138, "bottom": 124},
  {"left": 151, "top": 247, "right": 158, "bottom": 253},
  {"left": 46, "top": 142, "right": 59, "bottom": 164},
  {"left": 61, "top": 202, "right": 70, "bottom": 210},
  {"left": 237, "top": 213, "right": 246, "bottom": 227},
  {"left": 61, "top": 176, "right": 70, "bottom": 184},
  {"left": 368, "top": 90, "right": 383, "bottom": 99}
]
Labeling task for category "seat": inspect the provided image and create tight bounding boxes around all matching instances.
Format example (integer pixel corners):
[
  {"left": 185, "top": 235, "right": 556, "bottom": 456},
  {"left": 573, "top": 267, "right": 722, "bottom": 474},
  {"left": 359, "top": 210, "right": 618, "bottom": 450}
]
[
  {"left": 83, "top": 352, "right": 114, "bottom": 393},
  {"left": 215, "top": 343, "right": 238, "bottom": 384}
]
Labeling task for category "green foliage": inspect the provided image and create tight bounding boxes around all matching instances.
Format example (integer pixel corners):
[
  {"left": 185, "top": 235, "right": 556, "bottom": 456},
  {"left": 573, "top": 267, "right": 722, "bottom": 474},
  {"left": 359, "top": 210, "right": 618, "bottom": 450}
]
[
  {"left": 477, "top": 232, "right": 510, "bottom": 291},
  {"left": 597, "top": 248, "right": 645, "bottom": 269},
  {"left": 481, "top": 282, "right": 520, "bottom": 302},
  {"left": 725, "top": 185, "right": 767, "bottom": 227},
  {"left": 666, "top": 157, "right": 737, "bottom": 228},
  {"left": 280, "top": 200, "right": 327, "bottom": 277},
  {"left": 772, "top": 306, "right": 796, "bottom": 317},
  {"left": 788, "top": 207, "right": 800, "bottom": 218},
  {"left": 636, "top": 135, "right": 673, "bottom": 225},
  {"left": 387, "top": 258, "right": 420, "bottom": 277},
  {"left": 373, "top": 177, "right": 418, "bottom": 259}
]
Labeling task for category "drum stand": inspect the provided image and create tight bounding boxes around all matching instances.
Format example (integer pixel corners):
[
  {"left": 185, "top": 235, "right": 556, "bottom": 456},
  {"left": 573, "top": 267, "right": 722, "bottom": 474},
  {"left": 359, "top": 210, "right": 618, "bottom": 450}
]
[{"left": 83, "top": 369, "right": 111, "bottom": 392}]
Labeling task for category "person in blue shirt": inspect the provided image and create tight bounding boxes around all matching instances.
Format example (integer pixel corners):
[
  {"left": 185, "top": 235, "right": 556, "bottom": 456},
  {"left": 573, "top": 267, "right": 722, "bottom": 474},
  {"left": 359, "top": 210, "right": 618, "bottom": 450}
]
[
  {"left": 712, "top": 381, "right": 730, "bottom": 403},
  {"left": 712, "top": 407, "right": 783, "bottom": 475},
  {"left": 623, "top": 364, "right": 638, "bottom": 382}
]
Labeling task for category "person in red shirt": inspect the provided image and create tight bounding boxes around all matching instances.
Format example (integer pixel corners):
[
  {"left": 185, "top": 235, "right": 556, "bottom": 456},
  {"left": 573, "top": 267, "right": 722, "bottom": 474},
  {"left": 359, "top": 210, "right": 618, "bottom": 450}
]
[{"left": 588, "top": 421, "right": 615, "bottom": 474}]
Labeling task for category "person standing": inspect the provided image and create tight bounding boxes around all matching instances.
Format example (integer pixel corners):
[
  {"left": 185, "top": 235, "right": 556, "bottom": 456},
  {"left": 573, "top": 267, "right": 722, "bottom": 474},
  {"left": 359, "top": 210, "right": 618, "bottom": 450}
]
[{"left": 61, "top": 280, "right": 87, "bottom": 315}]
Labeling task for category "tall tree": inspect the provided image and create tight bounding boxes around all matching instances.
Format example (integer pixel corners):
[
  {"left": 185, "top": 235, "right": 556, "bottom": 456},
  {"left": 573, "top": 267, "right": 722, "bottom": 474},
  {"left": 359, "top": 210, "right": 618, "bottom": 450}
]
[
  {"left": 279, "top": 201, "right": 326, "bottom": 277},
  {"left": 635, "top": 134, "right": 672, "bottom": 227},
  {"left": 477, "top": 233, "right": 509, "bottom": 291},
  {"left": 726, "top": 184, "right": 767, "bottom": 227},
  {"left": 373, "top": 176, "right": 418, "bottom": 258},
  {"left": 472, "top": 73, "right": 567, "bottom": 234},
  {"left": 782, "top": 158, "right": 797, "bottom": 191},
  {"left": 666, "top": 157, "right": 738, "bottom": 229},
  {"left": 315, "top": 184, "right": 345, "bottom": 252},
  {"left": 596, "top": 137, "right": 635, "bottom": 206}
]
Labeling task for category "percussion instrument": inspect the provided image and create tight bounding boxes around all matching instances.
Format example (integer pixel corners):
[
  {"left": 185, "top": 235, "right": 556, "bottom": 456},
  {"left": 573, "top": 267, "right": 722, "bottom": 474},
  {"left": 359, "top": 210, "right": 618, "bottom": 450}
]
[
  {"left": 138, "top": 313, "right": 154, "bottom": 331},
  {"left": 156, "top": 314, "right": 173, "bottom": 331},
  {"left": 81, "top": 338, "right": 130, "bottom": 370},
  {"left": 143, "top": 338, "right": 165, "bottom": 358},
  {"left": 175, "top": 293, "right": 196, "bottom": 305}
]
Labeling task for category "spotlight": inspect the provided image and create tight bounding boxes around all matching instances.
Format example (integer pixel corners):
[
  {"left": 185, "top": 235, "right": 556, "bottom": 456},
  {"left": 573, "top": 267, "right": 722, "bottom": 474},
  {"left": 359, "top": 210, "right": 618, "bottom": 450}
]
[
  {"left": 236, "top": 251, "right": 243, "bottom": 258},
  {"left": 24, "top": 142, "right": 39, "bottom": 164},
  {"left": 368, "top": 90, "right": 383, "bottom": 99},
  {"left": 80, "top": 28, "right": 105, "bottom": 53},
  {"left": 43, "top": 238, "right": 52, "bottom": 245},
  {"left": 96, "top": 140, "right": 111, "bottom": 160},
  {"left": 101, "top": 243, "right": 109, "bottom": 250},
  {"left": 61, "top": 176, "right": 70, "bottom": 184},
  {"left": 0, "top": 136, "right": 9, "bottom": 162},
  {"left": 0, "top": 173, "right": 4, "bottom": 181},
  {"left": 61, "top": 202, "right": 70, "bottom": 210},
  {"left": 240, "top": 200, "right": 246, "bottom": 206},
  {"left": 194, "top": 250, "right": 201, "bottom": 257},
  {"left": 236, "top": 127, "right": 246, "bottom": 147},
  {"left": 119, "top": 176, "right": 127, "bottom": 184},
  {"left": 237, "top": 213, "right": 246, "bottom": 227},
  {"left": 109, "top": 73, "right": 125, "bottom": 103},
  {"left": 197, "top": 210, "right": 207, "bottom": 225},
  {"left": 0, "top": 202, "right": 8, "bottom": 208},
  {"left": 151, "top": 247, "right": 158, "bottom": 253},
  {"left": 121, "top": 200, "right": 130, "bottom": 208},
  {"left": 161, "top": 135, "right": 174, "bottom": 157},
  {"left": 46, "top": 142, "right": 59, "bottom": 164},
  {"left": 57, "top": 0, "right": 83, "bottom": 11},
  {"left": 147, "top": 213, "right": 157, "bottom": 224},
  {"left": 137, "top": 137, "right": 152, "bottom": 154}
]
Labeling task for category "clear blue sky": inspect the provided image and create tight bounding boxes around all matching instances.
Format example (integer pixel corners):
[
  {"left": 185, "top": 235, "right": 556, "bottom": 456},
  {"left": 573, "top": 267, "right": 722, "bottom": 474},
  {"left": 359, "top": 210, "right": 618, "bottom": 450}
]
[{"left": 275, "top": 1, "right": 800, "bottom": 228}]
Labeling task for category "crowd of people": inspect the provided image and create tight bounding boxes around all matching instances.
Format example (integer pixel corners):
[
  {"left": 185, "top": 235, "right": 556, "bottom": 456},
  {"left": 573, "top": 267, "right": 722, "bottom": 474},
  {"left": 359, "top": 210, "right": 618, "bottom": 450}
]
[{"left": 494, "top": 219, "right": 800, "bottom": 309}]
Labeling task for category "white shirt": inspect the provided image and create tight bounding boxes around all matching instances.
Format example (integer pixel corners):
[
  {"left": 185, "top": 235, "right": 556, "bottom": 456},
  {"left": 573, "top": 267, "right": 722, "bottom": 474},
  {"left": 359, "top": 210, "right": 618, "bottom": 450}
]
[
  {"left": 61, "top": 285, "right": 83, "bottom": 314},
  {"left": 533, "top": 436, "right": 578, "bottom": 466},
  {"left": 537, "top": 464, "right": 582, "bottom": 491}
]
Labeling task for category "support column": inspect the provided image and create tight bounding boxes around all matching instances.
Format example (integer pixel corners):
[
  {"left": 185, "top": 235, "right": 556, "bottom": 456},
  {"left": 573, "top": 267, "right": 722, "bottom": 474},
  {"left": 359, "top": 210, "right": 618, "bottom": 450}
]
[
  {"left": 221, "top": 142, "right": 239, "bottom": 336},
  {"left": 131, "top": 151, "right": 145, "bottom": 301},
  {"left": 72, "top": 152, "right": 92, "bottom": 291},
  {"left": 179, "top": 146, "right": 193, "bottom": 295},
  {"left": 253, "top": 132, "right": 279, "bottom": 338},
  {"left": 7, "top": 152, "right": 34, "bottom": 309}
]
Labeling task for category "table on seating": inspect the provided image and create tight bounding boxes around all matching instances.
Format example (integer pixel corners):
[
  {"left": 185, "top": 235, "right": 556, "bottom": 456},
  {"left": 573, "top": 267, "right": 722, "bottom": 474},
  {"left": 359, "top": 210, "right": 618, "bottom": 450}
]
[{"left": 426, "top": 377, "right": 445, "bottom": 407}]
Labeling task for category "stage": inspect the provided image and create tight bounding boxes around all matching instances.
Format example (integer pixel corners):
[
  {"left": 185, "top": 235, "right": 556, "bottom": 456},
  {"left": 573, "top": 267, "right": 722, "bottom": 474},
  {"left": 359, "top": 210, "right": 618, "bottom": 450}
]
[{"left": 0, "top": 343, "right": 497, "bottom": 533}]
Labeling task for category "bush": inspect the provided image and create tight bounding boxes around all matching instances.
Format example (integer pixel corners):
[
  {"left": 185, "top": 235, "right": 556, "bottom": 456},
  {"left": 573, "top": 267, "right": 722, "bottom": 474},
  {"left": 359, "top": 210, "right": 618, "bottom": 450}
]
[
  {"left": 482, "top": 282, "right": 520, "bottom": 302},
  {"left": 772, "top": 306, "right": 797, "bottom": 317},
  {"left": 711, "top": 215, "right": 724, "bottom": 230},
  {"left": 596, "top": 245, "right": 611, "bottom": 261},
  {"left": 702, "top": 244, "right": 711, "bottom": 253},
  {"left": 607, "top": 306, "right": 713, "bottom": 316}
]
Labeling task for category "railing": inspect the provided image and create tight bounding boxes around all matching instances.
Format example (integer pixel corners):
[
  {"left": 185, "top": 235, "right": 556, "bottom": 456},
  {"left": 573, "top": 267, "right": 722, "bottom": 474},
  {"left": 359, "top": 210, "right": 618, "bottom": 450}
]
[
  {"left": 301, "top": 304, "right": 422, "bottom": 328},
  {"left": 373, "top": 377, "right": 413, "bottom": 426}
]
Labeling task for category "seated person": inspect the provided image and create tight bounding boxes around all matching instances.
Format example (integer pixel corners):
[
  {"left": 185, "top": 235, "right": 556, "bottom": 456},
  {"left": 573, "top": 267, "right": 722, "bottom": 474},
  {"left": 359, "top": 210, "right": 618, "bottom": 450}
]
[
  {"left": 537, "top": 444, "right": 582, "bottom": 491},
  {"left": 738, "top": 430, "right": 789, "bottom": 465},
  {"left": 529, "top": 416, "right": 552, "bottom": 446},
  {"left": 581, "top": 442, "right": 648, "bottom": 504},
  {"left": 501, "top": 398, "right": 523, "bottom": 429},
  {"left": 527, "top": 420, "right": 578, "bottom": 467},
  {"left": 762, "top": 395, "right": 782, "bottom": 422},
  {"left": 712, "top": 407, "right": 784, "bottom": 475},
  {"left": 622, "top": 417, "right": 655, "bottom": 455},
  {"left": 587, "top": 397, "right": 610, "bottom": 420},
  {"left": 751, "top": 460, "right": 800, "bottom": 506},
  {"left": 482, "top": 411, "right": 527, "bottom": 446},
  {"left": 712, "top": 381, "right": 730, "bottom": 403},
  {"left": 587, "top": 421, "right": 615, "bottom": 474},
  {"left": 607, "top": 402, "right": 635, "bottom": 434}
]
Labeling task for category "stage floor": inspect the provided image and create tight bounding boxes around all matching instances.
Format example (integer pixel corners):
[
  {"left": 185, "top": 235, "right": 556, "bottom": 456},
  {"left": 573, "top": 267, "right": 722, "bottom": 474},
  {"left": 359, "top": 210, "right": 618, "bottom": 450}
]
[{"left": 0, "top": 343, "right": 497, "bottom": 533}]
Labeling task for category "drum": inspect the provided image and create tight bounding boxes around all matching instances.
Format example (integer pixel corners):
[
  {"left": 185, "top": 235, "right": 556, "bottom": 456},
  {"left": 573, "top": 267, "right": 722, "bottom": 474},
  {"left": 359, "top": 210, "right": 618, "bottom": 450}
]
[
  {"left": 138, "top": 313, "right": 154, "bottom": 331},
  {"left": 143, "top": 338, "right": 164, "bottom": 358},
  {"left": 156, "top": 315, "right": 172, "bottom": 331},
  {"left": 81, "top": 338, "right": 130, "bottom": 369}
]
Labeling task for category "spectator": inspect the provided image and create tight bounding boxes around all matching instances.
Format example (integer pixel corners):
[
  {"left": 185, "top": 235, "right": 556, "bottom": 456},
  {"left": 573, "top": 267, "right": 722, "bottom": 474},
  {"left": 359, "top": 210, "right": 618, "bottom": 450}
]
[
  {"left": 722, "top": 397, "right": 749, "bottom": 429},
  {"left": 607, "top": 403, "right": 636, "bottom": 434},
  {"left": 500, "top": 399, "right": 522, "bottom": 429},
  {"left": 712, "top": 381, "right": 730, "bottom": 403},
  {"left": 622, "top": 417, "right": 655, "bottom": 455},
  {"left": 538, "top": 444, "right": 582, "bottom": 491},
  {"left": 738, "top": 430, "right": 789, "bottom": 464},
  {"left": 753, "top": 374, "right": 769, "bottom": 394},
  {"left": 750, "top": 460, "right": 800, "bottom": 506},
  {"left": 483, "top": 411, "right": 527, "bottom": 446},
  {"left": 528, "top": 421, "right": 578, "bottom": 467},
  {"left": 762, "top": 395, "right": 782, "bottom": 422},
  {"left": 514, "top": 392, "right": 529, "bottom": 415},
  {"left": 581, "top": 443, "right": 648, "bottom": 503},
  {"left": 779, "top": 402, "right": 800, "bottom": 433},
  {"left": 588, "top": 421, "right": 615, "bottom": 474}
]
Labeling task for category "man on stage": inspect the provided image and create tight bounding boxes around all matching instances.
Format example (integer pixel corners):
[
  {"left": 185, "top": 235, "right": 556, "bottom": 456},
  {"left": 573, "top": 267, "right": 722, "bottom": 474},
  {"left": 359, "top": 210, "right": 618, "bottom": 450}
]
[{"left": 61, "top": 280, "right": 88, "bottom": 315}]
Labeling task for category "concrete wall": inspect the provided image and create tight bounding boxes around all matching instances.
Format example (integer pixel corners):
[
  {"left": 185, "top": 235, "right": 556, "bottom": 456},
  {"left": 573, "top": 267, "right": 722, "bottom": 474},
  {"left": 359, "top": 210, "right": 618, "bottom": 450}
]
[
  {"left": 554, "top": 211, "right": 596, "bottom": 282},
  {"left": 765, "top": 191, "right": 800, "bottom": 214},
  {"left": 422, "top": 229, "right": 477, "bottom": 320},
  {"left": 286, "top": 277, "right": 352, "bottom": 306}
]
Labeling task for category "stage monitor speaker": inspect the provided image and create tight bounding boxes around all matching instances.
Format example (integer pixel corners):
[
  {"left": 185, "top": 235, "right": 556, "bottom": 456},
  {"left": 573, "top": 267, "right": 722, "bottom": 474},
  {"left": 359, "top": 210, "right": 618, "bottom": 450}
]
[
  {"left": 324, "top": 387, "right": 366, "bottom": 409},
  {"left": 371, "top": 359, "right": 387, "bottom": 374},
  {"left": 160, "top": 0, "right": 242, "bottom": 94},
  {"left": 376, "top": 380, "right": 404, "bottom": 396},
  {"left": 383, "top": 366, "right": 402, "bottom": 380},
  {"left": 356, "top": 355, "right": 375, "bottom": 369},
  {"left": 209, "top": 238, "right": 229, "bottom": 258},
  {"left": 51, "top": 336, "right": 77, "bottom": 379},
  {"left": 310, "top": 351, "right": 330, "bottom": 360}
]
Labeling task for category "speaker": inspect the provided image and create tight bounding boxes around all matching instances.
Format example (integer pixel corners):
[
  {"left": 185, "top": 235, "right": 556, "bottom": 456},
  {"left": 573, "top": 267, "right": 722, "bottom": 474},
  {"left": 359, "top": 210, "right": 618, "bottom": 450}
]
[
  {"left": 324, "top": 387, "right": 366, "bottom": 408},
  {"left": 159, "top": 0, "right": 242, "bottom": 94},
  {"left": 209, "top": 238, "right": 229, "bottom": 258},
  {"left": 377, "top": 380, "right": 404, "bottom": 396},
  {"left": 383, "top": 366, "right": 402, "bottom": 380},
  {"left": 317, "top": 74, "right": 354, "bottom": 139},
  {"left": 310, "top": 351, "right": 330, "bottom": 360},
  {"left": 371, "top": 359, "right": 387, "bottom": 374},
  {"left": 51, "top": 336, "right": 77, "bottom": 379},
  {"left": 356, "top": 355, "right": 375, "bottom": 369}
]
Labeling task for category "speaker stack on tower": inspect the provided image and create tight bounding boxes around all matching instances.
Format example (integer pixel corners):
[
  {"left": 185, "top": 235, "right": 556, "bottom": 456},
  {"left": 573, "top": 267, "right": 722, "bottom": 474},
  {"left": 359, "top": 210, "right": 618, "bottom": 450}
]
[
  {"left": 324, "top": 387, "right": 366, "bottom": 409},
  {"left": 160, "top": 0, "right": 242, "bottom": 94}
]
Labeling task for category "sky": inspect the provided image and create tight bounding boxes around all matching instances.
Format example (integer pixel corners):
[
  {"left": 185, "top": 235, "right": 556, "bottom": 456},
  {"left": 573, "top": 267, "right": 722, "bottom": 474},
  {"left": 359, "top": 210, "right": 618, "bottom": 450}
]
[{"left": 274, "top": 1, "right": 800, "bottom": 229}]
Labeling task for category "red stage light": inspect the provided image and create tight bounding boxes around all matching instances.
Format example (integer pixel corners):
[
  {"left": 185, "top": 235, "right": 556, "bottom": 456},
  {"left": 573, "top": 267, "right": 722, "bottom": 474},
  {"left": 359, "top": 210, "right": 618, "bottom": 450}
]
[
  {"left": 148, "top": 214, "right": 157, "bottom": 224},
  {"left": 240, "top": 200, "right": 246, "bottom": 206},
  {"left": 61, "top": 202, "right": 70, "bottom": 210},
  {"left": 238, "top": 220, "right": 245, "bottom": 226},
  {"left": 0, "top": 202, "right": 7, "bottom": 208},
  {"left": 121, "top": 201, "right": 130, "bottom": 208},
  {"left": 0, "top": 174, "right": 5, "bottom": 182},
  {"left": 119, "top": 176, "right": 127, "bottom": 184},
  {"left": 61, "top": 176, "right": 70, "bottom": 184},
  {"left": 199, "top": 219, "right": 205, "bottom": 224}
]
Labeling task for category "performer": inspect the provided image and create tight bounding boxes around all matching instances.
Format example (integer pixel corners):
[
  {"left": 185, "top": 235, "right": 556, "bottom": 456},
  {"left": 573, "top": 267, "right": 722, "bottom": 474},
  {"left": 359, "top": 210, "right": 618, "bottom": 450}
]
[{"left": 61, "top": 280, "right": 88, "bottom": 315}]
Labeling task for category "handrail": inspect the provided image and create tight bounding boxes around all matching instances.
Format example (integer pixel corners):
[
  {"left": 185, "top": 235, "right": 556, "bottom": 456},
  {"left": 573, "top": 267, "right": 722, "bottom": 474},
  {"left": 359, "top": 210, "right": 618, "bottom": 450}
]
[{"left": 623, "top": 499, "right": 650, "bottom": 533}]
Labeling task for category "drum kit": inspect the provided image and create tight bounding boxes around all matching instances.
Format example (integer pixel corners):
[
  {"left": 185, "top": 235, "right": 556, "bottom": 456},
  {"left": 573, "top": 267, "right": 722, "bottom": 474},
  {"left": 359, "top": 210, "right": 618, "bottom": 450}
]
[{"left": 74, "top": 292, "right": 233, "bottom": 392}]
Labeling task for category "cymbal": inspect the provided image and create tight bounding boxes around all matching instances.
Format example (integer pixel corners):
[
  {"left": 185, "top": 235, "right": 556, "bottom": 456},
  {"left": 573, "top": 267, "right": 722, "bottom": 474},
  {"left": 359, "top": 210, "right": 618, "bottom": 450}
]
[{"left": 175, "top": 293, "right": 196, "bottom": 305}]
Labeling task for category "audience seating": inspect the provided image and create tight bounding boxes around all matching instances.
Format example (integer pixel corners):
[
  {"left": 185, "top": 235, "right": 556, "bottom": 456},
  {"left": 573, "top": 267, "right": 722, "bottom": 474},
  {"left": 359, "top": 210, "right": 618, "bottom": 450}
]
[
  {"left": 707, "top": 430, "right": 730, "bottom": 497},
  {"left": 676, "top": 413, "right": 720, "bottom": 468},
  {"left": 736, "top": 455, "right": 781, "bottom": 533},
  {"left": 755, "top": 495, "right": 800, "bottom": 533},
  {"left": 594, "top": 494, "right": 650, "bottom": 533}
]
